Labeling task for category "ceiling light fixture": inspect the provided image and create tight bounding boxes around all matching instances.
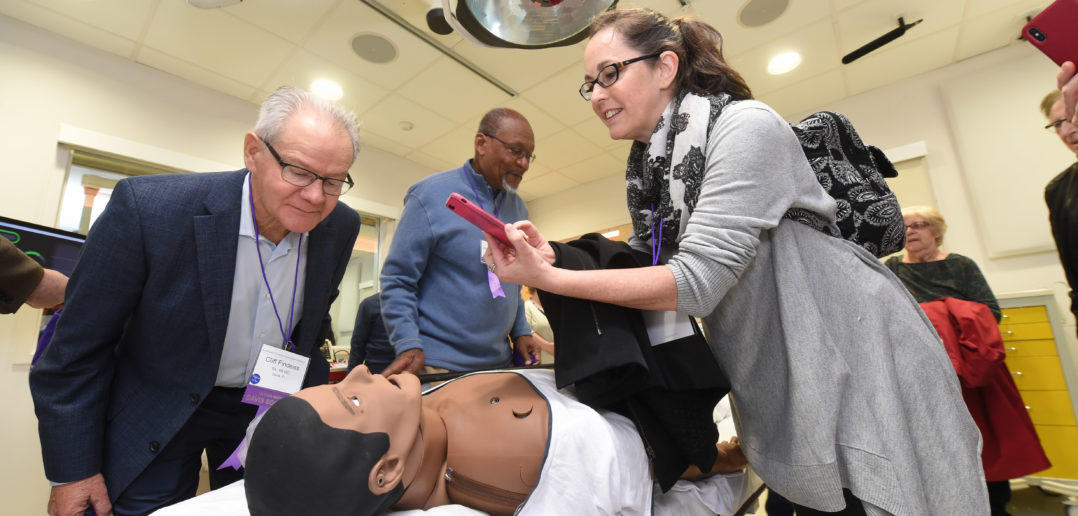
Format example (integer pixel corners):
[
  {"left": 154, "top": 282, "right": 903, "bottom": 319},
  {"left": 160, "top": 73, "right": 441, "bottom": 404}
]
[
  {"left": 767, "top": 51, "right": 801, "bottom": 74},
  {"left": 842, "top": 17, "right": 923, "bottom": 65},
  {"left": 359, "top": 0, "right": 517, "bottom": 96},
  {"left": 437, "top": 0, "right": 618, "bottom": 49},
  {"left": 310, "top": 79, "right": 343, "bottom": 100}
]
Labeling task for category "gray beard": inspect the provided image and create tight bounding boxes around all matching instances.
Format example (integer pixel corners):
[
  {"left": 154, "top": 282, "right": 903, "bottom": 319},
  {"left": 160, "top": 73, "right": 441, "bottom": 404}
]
[{"left": 501, "top": 177, "right": 517, "bottom": 195}]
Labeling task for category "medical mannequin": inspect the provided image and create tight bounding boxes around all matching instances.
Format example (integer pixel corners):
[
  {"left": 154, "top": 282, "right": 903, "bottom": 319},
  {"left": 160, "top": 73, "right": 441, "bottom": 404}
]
[{"left": 244, "top": 366, "right": 747, "bottom": 516}]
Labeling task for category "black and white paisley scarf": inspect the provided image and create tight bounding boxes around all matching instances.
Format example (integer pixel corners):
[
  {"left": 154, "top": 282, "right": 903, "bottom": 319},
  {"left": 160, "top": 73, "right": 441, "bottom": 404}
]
[{"left": 626, "top": 91, "right": 732, "bottom": 247}]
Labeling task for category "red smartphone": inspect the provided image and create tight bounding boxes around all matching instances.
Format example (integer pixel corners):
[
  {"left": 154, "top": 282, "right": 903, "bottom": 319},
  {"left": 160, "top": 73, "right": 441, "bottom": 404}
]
[
  {"left": 445, "top": 192, "right": 511, "bottom": 246},
  {"left": 1022, "top": 0, "right": 1078, "bottom": 66}
]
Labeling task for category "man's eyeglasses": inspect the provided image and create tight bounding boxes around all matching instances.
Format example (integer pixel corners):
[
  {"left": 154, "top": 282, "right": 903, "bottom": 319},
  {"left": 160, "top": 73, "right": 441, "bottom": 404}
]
[
  {"left": 263, "top": 140, "right": 354, "bottom": 196},
  {"left": 905, "top": 221, "right": 931, "bottom": 230},
  {"left": 579, "top": 52, "right": 663, "bottom": 101},
  {"left": 482, "top": 133, "right": 536, "bottom": 163},
  {"left": 1045, "top": 118, "right": 1072, "bottom": 131}
]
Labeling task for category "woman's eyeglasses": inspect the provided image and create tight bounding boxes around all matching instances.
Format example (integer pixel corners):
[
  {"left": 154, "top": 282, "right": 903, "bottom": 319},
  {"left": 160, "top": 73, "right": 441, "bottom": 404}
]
[
  {"left": 905, "top": 221, "right": 931, "bottom": 230},
  {"left": 579, "top": 53, "right": 662, "bottom": 101}
]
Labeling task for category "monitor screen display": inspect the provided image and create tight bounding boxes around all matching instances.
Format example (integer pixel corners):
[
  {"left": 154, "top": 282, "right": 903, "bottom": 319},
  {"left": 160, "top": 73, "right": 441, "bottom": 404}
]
[{"left": 0, "top": 215, "right": 86, "bottom": 276}]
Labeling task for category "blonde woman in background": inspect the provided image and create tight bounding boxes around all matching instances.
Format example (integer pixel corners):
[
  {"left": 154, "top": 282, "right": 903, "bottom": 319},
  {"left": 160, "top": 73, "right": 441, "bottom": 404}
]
[{"left": 521, "top": 285, "right": 555, "bottom": 365}]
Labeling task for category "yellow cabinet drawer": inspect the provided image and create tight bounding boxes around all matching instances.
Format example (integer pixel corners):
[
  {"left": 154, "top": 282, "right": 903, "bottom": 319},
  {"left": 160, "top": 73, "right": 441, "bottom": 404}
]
[
  {"left": 1000, "top": 306, "right": 1049, "bottom": 325},
  {"left": 1030, "top": 425, "right": 1078, "bottom": 480},
  {"left": 999, "top": 322, "right": 1054, "bottom": 342},
  {"left": 1006, "top": 356, "right": 1067, "bottom": 390},
  {"left": 1004, "top": 339, "right": 1059, "bottom": 357},
  {"left": 1020, "top": 390, "right": 1078, "bottom": 426}
]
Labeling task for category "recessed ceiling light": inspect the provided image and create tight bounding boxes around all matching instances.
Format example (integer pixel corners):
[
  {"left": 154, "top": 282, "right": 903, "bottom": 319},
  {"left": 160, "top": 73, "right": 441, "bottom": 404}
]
[
  {"left": 767, "top": 52, "right": 801, "bottom": 74},
  {"left": 310, "top": 79, "right": 343, "bottom": 100}
]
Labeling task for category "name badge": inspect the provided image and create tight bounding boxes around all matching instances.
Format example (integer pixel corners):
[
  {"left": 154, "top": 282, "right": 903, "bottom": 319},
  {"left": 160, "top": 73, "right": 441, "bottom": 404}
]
[{"left": 641, "top": 310, "right": 697, "bottom": 346}]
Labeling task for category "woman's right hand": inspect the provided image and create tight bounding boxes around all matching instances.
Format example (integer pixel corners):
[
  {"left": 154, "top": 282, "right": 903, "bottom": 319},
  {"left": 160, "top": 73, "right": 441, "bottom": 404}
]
[{"left": 509, "top": 220, "right": 555, "bottom": 264}]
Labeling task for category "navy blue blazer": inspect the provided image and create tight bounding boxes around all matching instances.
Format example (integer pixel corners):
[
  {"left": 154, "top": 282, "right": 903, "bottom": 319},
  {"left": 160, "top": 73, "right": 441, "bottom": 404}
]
[{"left": 29, "top": 170, "right": 360, "bottom": 499}]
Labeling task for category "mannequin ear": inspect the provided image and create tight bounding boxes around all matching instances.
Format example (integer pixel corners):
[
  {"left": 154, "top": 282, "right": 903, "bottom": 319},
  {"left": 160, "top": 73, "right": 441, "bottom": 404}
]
[
  {"left": 657, "top": 50, "right": 679, "bottom": 90},
  {"left": 369, "top": 455, "right": 405, "bottom": 495}
]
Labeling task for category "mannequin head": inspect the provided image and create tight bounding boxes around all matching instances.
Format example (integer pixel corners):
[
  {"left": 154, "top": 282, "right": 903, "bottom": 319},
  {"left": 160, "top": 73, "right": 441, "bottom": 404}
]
[{"left": 245, "top": 366, "right": 423, "bottom": 516}]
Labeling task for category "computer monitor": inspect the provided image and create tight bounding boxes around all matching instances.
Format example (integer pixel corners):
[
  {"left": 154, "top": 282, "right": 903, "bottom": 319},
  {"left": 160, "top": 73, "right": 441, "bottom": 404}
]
[{"left": 0, "top": 215, "right": 86, "bottom": 276}]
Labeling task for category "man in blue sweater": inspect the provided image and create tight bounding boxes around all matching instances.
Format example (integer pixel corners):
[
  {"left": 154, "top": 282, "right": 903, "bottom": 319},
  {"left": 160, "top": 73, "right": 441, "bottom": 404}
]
[{"left": 380, "top": 108, "right": 540, "bottom": 375}]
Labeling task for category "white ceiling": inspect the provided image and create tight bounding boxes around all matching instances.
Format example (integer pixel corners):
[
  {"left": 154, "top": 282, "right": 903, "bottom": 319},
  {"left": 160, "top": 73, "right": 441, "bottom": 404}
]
[{"left": 0, "top": 0, "right": 1050, "bottom": 202}]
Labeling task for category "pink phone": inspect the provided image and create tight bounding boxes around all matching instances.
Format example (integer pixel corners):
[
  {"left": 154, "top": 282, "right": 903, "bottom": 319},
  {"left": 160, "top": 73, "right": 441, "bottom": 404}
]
[
  {"left": 445, "top": 192, "right": 511, "bottom": 246},
  {"left": 1023, "top": 0, "right": 1078, "bottom": 66}
]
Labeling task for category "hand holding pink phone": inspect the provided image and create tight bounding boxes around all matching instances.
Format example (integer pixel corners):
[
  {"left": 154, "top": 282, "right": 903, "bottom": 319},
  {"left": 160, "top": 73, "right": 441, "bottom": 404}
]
[
  {"left": 445, "top": 193, "right": 511, "bottom": 246},
  {"left": 1022, "top": 0, "right": 1078, "bottom": 66}
]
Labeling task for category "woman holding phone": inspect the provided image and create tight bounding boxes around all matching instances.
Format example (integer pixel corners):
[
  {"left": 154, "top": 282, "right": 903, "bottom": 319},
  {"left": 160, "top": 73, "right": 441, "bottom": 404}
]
[{"left": 484, "top": 8, "right": 988, "bottom": 515}]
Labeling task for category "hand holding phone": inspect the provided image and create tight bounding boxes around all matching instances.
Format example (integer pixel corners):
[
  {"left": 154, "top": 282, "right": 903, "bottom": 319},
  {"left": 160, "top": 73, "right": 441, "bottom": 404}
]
[
  {"left": 445, "top": 193, "right": 511, "bottom": 246},
  {"left": 1022, "top": 0, "right": 1078, "bottom": 66}
]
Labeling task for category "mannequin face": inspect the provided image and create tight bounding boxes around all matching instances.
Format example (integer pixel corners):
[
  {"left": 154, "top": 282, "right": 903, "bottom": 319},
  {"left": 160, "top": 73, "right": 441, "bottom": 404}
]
[
  {"left": 295, "top": 365, "right": 423, "bottom": 462},
  {"left": 584, "top": 27, "right": 677, "bottom": 143}
]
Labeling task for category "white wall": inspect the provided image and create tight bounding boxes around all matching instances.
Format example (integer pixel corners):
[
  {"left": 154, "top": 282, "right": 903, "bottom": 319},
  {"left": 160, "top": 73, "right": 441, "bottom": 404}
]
[{"left": 0, "top": 14, "right": 433, "bottom": 514}]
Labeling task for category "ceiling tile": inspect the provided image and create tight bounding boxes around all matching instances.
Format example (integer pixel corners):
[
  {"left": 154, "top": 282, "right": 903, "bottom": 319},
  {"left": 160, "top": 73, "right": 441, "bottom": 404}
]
[
  {"left": 519, "top": 60, "right": 594, "bottom": 128},
  {"left": 262, "top": 50, "right": 390, "bottom": 115},
  {"left": 560, "top": 152, "right": 624, "bottom": 185},
  {"left": 964, "top": 0, "right": 1050, "bottom": 19},
  {"left": 302, "top": 0, "right": 443, "bottom": 91},
  {"left": 449, "top": 37, "right": 588, "bottom": 93},
  {"left": 519, "top": 171, "right": 578, "bottom": 202},
  {"left": 416, "top": 122, "right": 478, "bottom": 166},
  {"left": 533, "top": 127, "right": 605, "bottom": 170},
  {"left": 571, "top": 116, "right": 616, "bottom": 149},
  {"left": 23, "top": 0, "right": 154, "bottom": 41},
  {"left": 757, "top": 69, "right": 848, "bottom": 120},
  {"left": 501, "top": 96, "right": 569, "bottom": 140},
  {"left": 836, "top": 0, "right": 964, "bottom": 56},
  {"left": 137, "top": 47, "right": 259, "bottom": 101},
  {"left": 0, "top": 1, "right": 138, "bottom": 57},
  {"left": 143, "top": 0, "right": 294, "bottom": 87},
  {"left": 728, "top": 19, "right": 841, "bottom": 97},
  {"left": 358, "top": 93, "right": 456, "bottom": 151},
  {"left": 954, "top": 3, "right": 1044, "bottom": 62},
  {"left": 396, "top": 56, "right": 512, "bottom": 123},
  {"left": 405, "top": 150, "right": 456, "bottom": 173},
  {"left": 221, "top": 0, "right": 338, "bottom": 45},
  {"left": 689, "top": 0, "right": 830, "bottom": 56},
  {"left": 357, "top": 129, "right": 415, "bottom": 157},
  {"left": 521, "top": 161, "right": 554, "bottom": 181}
]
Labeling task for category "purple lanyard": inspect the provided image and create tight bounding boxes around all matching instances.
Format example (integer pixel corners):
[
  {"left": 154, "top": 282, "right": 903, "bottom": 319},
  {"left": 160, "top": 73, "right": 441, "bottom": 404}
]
[
  {"left": 247, "top": 176, "right": 302, "bottom": 351},
  {"left": 650, "top": 204, "right": 663, "bottom": 265},
  {"left": 465, "top": 165, "right": 502, "bottom": 217}
]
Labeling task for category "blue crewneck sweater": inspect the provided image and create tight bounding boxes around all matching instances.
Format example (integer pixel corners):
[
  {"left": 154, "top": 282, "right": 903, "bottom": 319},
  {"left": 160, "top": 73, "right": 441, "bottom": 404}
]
[{"left": 379, "top": 161, "right": 531, "bottom": 370}]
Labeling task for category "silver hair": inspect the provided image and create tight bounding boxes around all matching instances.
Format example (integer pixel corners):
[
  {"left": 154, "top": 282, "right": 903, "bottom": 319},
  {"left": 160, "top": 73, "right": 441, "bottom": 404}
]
[{"left": 253, "top": 86, "right": 360, "bottom": 163}]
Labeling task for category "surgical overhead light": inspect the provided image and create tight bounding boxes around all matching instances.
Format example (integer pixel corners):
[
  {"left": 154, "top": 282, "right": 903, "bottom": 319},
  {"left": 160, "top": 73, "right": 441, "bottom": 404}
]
[{"left": 430, "top": 0, "right": 619, "bottom": 49}]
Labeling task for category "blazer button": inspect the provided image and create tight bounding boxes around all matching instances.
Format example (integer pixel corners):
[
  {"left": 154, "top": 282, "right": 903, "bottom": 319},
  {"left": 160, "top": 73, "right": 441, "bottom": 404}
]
[
  {"left": 149, "top": 441, "right": 160, "bottom": 453},
  {"left": 190, "top": 393, "right": 200, "bottom": 404}
]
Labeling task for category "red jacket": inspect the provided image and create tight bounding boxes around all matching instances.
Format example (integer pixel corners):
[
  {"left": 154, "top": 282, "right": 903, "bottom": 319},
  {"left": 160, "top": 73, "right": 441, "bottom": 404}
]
[{"left": 920, "top": 297, "right": 1051, "bottom": 481}]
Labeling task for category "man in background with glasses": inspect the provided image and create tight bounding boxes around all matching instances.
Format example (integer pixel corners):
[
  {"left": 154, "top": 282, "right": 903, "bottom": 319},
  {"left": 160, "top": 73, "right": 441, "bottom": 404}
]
[
  {"left": 1041, "top": 68, "right": 1078, "bottom": 338},
  {"left": 380, "top": 108, "right": 541, "bottom": 379},
  {"left": 30, "top": 86, "right": 361, "bottom": 516}
]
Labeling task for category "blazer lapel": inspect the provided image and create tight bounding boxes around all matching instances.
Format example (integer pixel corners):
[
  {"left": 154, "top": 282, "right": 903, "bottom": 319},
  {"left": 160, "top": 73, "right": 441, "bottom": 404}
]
[{"left": 195, "top": 172, "right": 244, "bottom": 364}]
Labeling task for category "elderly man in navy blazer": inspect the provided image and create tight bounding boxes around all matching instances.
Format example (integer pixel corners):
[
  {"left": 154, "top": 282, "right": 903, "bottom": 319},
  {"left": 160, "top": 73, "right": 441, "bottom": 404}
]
[{"left": 30, "top": 86, "right": 362, "bottom": 516}]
